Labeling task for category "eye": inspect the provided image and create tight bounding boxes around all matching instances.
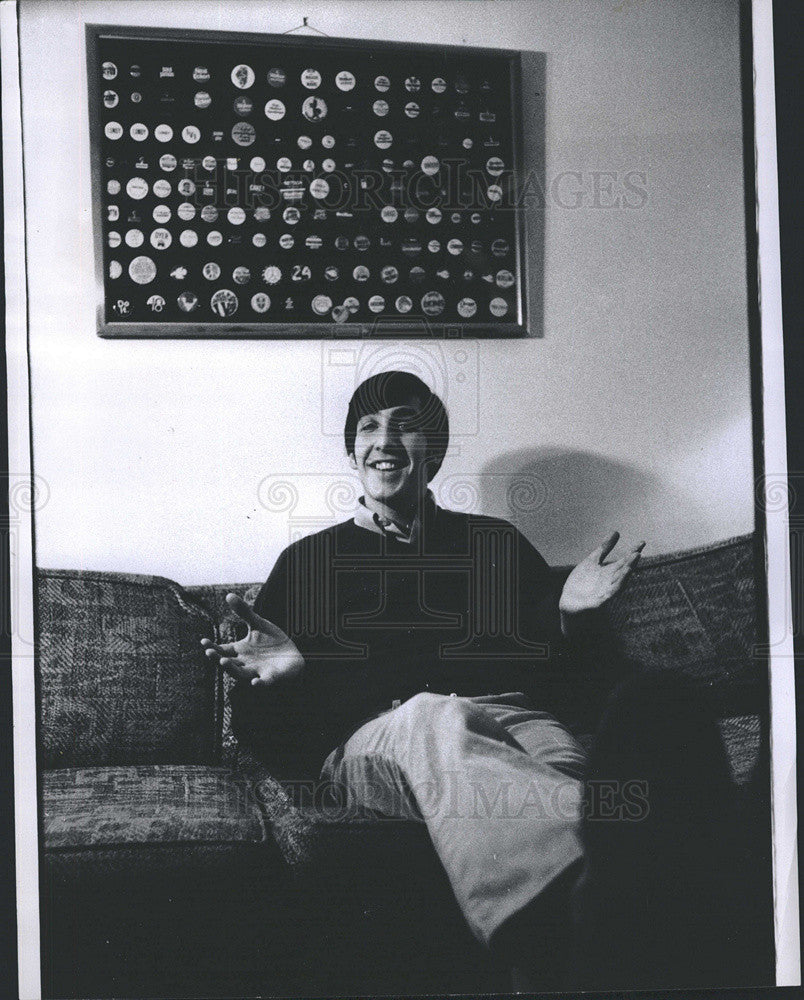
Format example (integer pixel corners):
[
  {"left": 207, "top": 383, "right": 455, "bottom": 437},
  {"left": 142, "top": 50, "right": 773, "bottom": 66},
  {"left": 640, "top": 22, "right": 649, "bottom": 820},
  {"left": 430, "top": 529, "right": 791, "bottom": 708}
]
[{"left": 357, "top": 418, "right": 377, "bottom": 433}]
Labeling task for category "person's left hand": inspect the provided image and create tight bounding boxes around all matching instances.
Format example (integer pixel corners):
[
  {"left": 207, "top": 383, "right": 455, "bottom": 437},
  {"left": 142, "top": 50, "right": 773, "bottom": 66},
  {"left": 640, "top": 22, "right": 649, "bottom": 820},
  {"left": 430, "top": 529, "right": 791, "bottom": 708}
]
[{"left": 559, "top": 532, "right": 645, "bottom": 624}]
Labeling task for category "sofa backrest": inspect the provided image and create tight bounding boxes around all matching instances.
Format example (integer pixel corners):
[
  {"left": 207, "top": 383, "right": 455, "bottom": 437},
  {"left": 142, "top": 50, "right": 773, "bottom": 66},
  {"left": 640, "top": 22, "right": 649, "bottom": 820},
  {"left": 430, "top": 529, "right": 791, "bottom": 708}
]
[{"left": 37, "top": 569, "right": 221, "bottom": 768}]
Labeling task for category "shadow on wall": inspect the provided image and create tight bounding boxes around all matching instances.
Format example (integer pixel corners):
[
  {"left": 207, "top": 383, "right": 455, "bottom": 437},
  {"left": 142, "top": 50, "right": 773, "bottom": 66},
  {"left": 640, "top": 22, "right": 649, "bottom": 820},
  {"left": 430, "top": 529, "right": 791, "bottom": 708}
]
[{"left": 451, "top": 448, "right": 703, "bottom": 566}]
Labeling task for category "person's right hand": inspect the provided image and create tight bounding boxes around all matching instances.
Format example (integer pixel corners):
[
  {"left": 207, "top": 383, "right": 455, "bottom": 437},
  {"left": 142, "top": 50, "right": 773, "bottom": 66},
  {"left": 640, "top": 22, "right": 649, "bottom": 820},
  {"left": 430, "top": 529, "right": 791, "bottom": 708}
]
[{"left": 201, "top": 593, "right": 305, "bottom": 688}]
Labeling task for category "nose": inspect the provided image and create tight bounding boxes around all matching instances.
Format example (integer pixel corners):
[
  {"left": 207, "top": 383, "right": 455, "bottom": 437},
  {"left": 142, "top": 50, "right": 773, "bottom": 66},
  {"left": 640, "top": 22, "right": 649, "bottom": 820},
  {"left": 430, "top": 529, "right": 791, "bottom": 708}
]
[{"left": 374, "top": 418, "right": 401, "bottom": 451}]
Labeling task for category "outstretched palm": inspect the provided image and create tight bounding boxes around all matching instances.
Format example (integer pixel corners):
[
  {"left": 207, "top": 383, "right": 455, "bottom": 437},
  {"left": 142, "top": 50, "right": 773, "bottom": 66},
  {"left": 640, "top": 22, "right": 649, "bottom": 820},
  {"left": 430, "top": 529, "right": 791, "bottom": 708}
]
[
  {"left": 201, "top": 593, "right": 305, "bottom": 687},
  {"left": 559, "top": 531, "right": 645, "bottom": 616}
]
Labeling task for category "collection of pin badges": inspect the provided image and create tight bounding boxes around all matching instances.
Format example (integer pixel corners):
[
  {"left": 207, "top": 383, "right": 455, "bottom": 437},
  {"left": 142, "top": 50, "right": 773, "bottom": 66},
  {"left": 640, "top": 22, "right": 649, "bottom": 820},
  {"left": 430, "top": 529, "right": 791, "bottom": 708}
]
[{"left": 92, "top": 30, "right": 524, "bottom": 332}]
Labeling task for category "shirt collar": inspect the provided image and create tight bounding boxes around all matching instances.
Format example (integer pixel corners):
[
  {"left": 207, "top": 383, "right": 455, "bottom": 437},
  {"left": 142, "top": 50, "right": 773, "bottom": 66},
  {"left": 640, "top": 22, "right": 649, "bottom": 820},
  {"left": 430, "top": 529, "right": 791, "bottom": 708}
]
[{"left": 354, "top": 490, "right": 436, "bottom": 545}]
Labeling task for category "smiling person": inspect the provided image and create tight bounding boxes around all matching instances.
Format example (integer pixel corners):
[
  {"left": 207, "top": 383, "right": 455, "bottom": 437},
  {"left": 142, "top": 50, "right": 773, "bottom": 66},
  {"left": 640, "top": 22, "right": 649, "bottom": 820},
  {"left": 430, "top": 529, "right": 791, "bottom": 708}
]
[{"left": 201, "top": 370, "right": 644, "bottom": 989}]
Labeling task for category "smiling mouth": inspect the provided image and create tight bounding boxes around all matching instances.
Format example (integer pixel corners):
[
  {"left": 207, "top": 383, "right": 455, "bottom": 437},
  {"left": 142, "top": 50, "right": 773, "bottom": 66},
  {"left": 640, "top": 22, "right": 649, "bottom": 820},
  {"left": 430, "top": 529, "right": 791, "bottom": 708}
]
[{"left": 368, "top": 459, "right": 407, "bottom": 472}]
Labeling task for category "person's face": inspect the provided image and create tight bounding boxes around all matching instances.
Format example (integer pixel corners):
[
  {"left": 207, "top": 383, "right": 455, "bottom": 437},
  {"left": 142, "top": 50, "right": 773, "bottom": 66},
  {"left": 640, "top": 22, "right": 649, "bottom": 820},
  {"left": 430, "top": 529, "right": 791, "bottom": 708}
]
[{"left": 349, "top": 395, "right": 430, "bottom": 514}]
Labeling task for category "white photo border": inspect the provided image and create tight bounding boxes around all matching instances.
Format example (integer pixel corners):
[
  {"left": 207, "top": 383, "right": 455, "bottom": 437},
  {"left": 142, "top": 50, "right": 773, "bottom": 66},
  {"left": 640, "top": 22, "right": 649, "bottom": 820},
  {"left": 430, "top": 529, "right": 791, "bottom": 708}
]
[{"left": 4, "top": 0, "right": 799, "bottom": 993}]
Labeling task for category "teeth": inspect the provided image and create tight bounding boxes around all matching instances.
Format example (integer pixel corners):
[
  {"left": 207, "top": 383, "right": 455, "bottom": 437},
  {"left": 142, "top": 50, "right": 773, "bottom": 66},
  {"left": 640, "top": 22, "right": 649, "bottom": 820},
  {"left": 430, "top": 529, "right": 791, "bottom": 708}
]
[{"left": 372, "top": 461, "right": 402, "bottom": 470}]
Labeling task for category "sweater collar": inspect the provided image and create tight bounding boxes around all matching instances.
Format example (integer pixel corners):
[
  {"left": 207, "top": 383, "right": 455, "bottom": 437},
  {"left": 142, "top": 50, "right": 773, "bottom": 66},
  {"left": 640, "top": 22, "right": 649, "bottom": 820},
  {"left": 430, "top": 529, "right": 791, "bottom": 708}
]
[{"left": 354, "top": 490, "right": 437, "bottom": 545}]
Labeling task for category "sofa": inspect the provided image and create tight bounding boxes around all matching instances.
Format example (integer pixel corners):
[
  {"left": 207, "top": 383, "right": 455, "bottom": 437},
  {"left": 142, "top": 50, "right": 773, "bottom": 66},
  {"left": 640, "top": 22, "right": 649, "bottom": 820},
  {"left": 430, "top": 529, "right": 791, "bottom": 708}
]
[{"left": 37, "top": 534, "right": 774, "bottom": 997}]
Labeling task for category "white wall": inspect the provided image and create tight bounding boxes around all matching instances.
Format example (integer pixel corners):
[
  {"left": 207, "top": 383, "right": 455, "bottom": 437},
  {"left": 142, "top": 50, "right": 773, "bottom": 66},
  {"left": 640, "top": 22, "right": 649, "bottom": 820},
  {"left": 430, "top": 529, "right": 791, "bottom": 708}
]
[{"left": 20, "top": 0, "right": 754, "bottom": 584}]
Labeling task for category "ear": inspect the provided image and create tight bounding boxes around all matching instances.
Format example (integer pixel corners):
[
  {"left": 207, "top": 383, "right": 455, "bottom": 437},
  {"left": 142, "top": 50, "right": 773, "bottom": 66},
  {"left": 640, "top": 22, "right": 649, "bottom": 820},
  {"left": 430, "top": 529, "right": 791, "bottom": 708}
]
[{"left": 347, "top": 451, "right": 358, "bottom": 470}]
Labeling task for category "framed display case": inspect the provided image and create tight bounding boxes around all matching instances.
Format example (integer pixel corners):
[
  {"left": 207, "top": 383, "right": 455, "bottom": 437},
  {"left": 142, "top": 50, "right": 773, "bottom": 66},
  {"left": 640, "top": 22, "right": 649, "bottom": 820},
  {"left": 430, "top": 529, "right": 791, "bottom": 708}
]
[{"left": 87, "top": 24, "right": 529, "bottom": 337}]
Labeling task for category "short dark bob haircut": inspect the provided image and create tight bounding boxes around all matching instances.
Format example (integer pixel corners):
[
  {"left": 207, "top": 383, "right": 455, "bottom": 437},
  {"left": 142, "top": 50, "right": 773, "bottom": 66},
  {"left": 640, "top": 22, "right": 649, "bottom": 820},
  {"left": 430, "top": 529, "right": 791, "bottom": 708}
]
[{"left": 344, "top": 370, "right": 450, "bottom": 482}]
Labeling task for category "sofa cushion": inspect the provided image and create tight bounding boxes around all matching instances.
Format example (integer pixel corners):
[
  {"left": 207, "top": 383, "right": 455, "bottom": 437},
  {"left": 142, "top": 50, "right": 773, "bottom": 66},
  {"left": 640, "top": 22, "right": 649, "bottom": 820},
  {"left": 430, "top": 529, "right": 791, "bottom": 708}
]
[
  {"left": 605, "top": 536, "right": 761, "bottom": 686},
  {"left": 43, "top": 765, "right": 268, "bottom": 849},
  {"left": 37, "top": 570, "right": 220, "bottom": 767}
]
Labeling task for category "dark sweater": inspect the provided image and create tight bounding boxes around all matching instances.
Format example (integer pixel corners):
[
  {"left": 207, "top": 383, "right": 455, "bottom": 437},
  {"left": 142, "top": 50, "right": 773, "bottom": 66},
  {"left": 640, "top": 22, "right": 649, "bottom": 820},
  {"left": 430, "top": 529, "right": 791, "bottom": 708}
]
[{"left": 230, "top": 503, "right": 574, "bottom": 776}]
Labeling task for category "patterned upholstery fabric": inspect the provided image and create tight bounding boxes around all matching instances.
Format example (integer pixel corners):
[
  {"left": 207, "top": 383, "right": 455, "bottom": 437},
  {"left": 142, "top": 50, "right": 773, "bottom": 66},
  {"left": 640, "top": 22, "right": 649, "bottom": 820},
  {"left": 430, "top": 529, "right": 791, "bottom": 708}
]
[
  {"left": 37, "top": 570, "right": 221, "bottom": 768},
  {"left": 605, "top": 536, "right": 761, "bottom": 686},
  {"left": 43, "top": 765, "right": 267, "bottom": 849},
  {"left": 186, "top": 582, "right": 262, "bottom": 767}
]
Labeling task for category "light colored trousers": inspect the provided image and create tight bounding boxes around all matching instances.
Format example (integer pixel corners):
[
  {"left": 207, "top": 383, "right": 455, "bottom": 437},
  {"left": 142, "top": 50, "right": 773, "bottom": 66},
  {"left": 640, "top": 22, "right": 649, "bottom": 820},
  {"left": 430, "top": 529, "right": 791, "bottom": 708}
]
[{"left": 320, "top": 691, "right": 586, "bottom": 946}]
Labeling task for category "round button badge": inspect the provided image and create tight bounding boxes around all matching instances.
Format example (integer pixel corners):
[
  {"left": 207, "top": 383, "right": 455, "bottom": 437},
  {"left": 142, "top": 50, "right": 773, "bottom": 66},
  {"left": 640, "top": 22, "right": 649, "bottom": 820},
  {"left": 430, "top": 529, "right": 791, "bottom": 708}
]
[
  {"left": 421, "top": 155, "right": 440, "bottom": 175},
  {"left": 160, "top": 154, "right": 177, "bottom": 171},
  {"left": 177, "top": 178, "right": 195, "bottom": 196},
  {"left": 200, "top": 205, "right": 219, "bottom": 222},
  {"left": 250, "top": 156, "right": 266, "bottom": 172},
  {"left": 107, "top": 231, "right": 121, "bottom": 248},
  {"left": 104, "top": 121, "right": 123, "bottom": 140},
  {"left": 428, "top": 239, "right": 441, "bottom": 253},
  {"left": 107, "top": 205, "right": 119, "bottom": 222},
  {"left": 344, "top": 296, "right": 359, "bottom": 314},
  {"left": 179, "top": 230, "right": 198, "bottom": 247},
  {"left": 336, "top": 71, "right": 356, "bottom": 91},
  {"left": 282, "top": 206, "right": 300, "bottom": 224},
  {"left": 322, "top": 158, "right": 335, "bottom": 172},
  {"left": 253, "top": 207, "right": 270, "bottom": 222},
  {"left": 374, "top": 130, "right": 392, "bottom": 149},
  {"left": 232, "top": 122, "right": 256, "bottom": 146},
  {"left": 431, "top": 77, "right": 446, "bottom": 93},
  {"left": 426, "top": 208, "right": 442, "bottom": 224},
  {"left": 306, "top": 235, "right": 323, "bottom": 250},
  {"left": 374, "top": 75, "right": 390, "bottom": 92},
  {"left": 486, "top": 156, "right": 505, "bottom": 176},
  {"left": 369, "top": 295, "right": 385, "bottom": 313},
  {"left": 193, "top": 66, "right": 210, "bottom": 82},
  {"left": 195, "top": 91, "right": 212, "bottom": 109},
  {"left": 202, "top": 155, "right": 217, "bottom": 171},
  {"left": 302, "top": 96, "right": 327, "bottom": 121},
  {"left": 207, "top": 231, "right": 223, "bottom": 246},
  {"left": 277, "top": 156, "right": 292, "bottom": 172},
  {"left": 373, "top": 99, "right": 389, "bottom": 117},
  {"left": 324, "top": 266, "right": 338, "bottom": 281},
  {"left": 177, "top": 204, "right": 195, "bottom": 221},
  {"left": 310, "top": 178, "right": 329, "bottom": 200},
  {"left": 109, "top": 261, "right": 122, "bottom": 279},
  {"left": 301, "top": 68, "right": 322, "bottom": 90},
  {"left": 447, "top": 239, "right": 464, "bottom": 255},
  {"left": 182, "top": 125, "right": 201, "bottom": 144},
  {"left": 381, "top": 266, "right": 398, "bottom": 283},
  {"left": 491, "top": 238, "right": 510, "bottom": 257},
  {"left": 233, "top": 266, "right": 251, "bottom": 285},
  {"left": 150, "top": 228, "right": 172, "bottom": 250},
  {"left": 353, "top": 265, "right": 369, "bottom": 282},
  {"left": 405, "top": 76, "right": 421, "bottom": 92},
  {"left": 152, "top": 205, "right": 171, "bottom": 224},
  {"left": 252, "top": 233, "right": 267, "bottom": 248},
  {"left": 264, "top": 99, "right": 286, "bottom": 121},
  {"left": 178, "top": 291, "right": 200, "bottom": 312},
  {"left": 129, "top": 255, "right": 156, "bottom": 284},
  {"left": 312, "top": 294, "right": 332, "bottom": 315},
  {"left": 234, "top": 96, "right": 253, "bottom": 116},
  {"left": 322, "top": 135, "right": 335, "bottom": 149},
  {"left": 395, "top": 295, "right": 413, "bottom": 313},
  {"left": 268, "top": 67, "right": 286, "bottom": 87},
  {"left": 279, "top": 233, "right": 294, "bottom": 249},
  {"left": 125, "top": 229, "right": 144, "bottom": 247},
  {"left": 422, "top": 291, "right": 445, "bottom": 315},
  {"left": 381, "top": 206, "right": 398, "bottom": 223},
  {"left": 203, "top": 262, "right": 221, "bottom": 281},
  {"left": 405, "top": 102, "right": 420, "bottom": 118},
  {"left": 487, "top": 184, "right": 503, "bottom": 202},
  {"left": 457, "top": 297, "right": 477, "bottom": 318},
  {"left": 251, "top": 292, "right": 271, "bottom": 313},
  {"left": 489, "top": 297, "right": 508, "bottom": 317},
  {"left": 227, "top": 207, "right": 246, "bottom": 225},
  {"left": 101, "top": 61, "right": 117, "bottom": 80},
  {"left": 496, "top": 269, "right": 515, "bottom": 289},
  {"left": 231, "top": 65, "right": 255, "bottom": 89},
  {"left": 103, "top": 90, "right": 118, "bottom": 108},
  {"left": 107, "top": 180, "right": 121, "bottom": 195},
  {"left": 129, "top": 123, "right": 149, "bottom": 141},
  {"left": 126, "top": 177, "right": 148, "bottom": 199},
  {"left": 211, "top": 289, "right": 238, "bottom": 317},
  {"left": 262, "top": 266, "right": 282, "bottom": 285},
  {"left": 297, "top": 135, "right": 312, "bottom": 150},
  {"left": 409, "top": 266, "right": 425, "bottom": 283}
]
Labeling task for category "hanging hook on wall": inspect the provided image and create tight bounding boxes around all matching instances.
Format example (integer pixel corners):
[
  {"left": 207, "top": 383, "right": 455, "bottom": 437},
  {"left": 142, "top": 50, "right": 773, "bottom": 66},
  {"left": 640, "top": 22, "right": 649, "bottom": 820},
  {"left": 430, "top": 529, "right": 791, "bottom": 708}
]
[{"left": 283, "top": 16, "right": 330, "bottom": 37}]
